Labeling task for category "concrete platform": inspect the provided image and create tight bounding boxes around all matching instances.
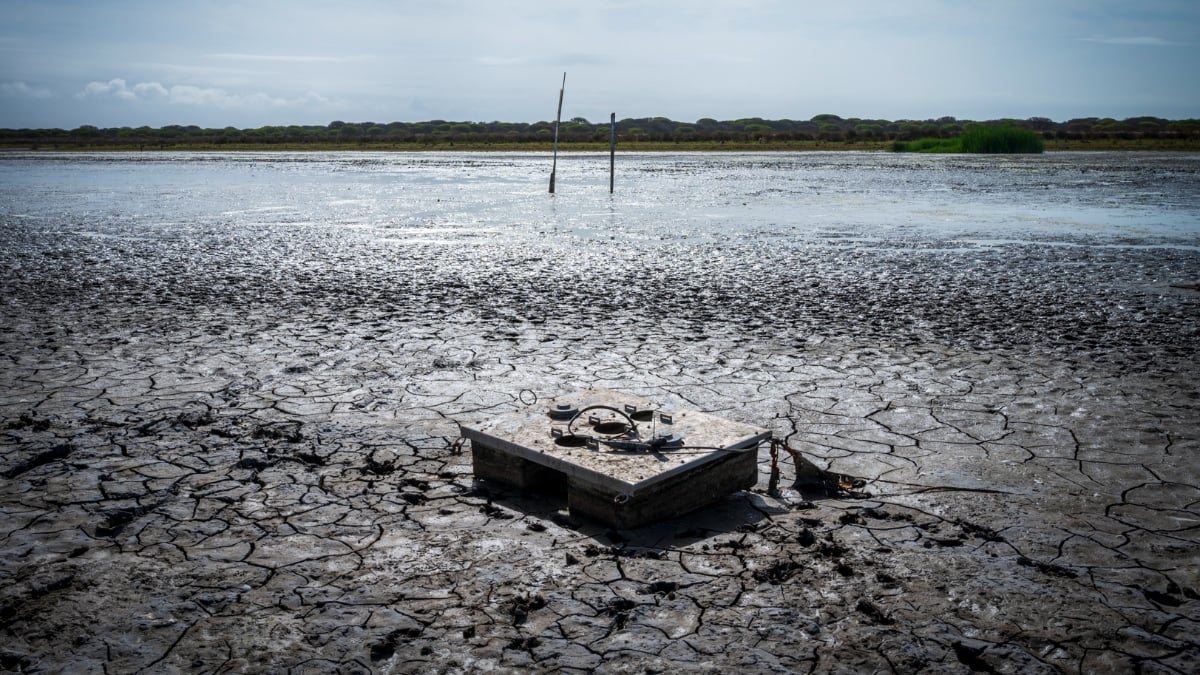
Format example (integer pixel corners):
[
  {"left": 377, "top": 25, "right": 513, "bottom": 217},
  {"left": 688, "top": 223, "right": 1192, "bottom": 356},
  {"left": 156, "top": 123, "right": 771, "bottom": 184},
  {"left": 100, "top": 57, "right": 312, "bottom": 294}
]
[{"left": 459, "top": 389, "right": 770, "bottom": 528}]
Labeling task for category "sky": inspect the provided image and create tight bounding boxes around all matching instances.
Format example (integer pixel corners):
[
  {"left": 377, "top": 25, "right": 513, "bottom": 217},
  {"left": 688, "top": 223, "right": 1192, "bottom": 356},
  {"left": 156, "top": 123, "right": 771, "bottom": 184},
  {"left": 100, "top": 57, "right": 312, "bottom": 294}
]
[{"left": 1, "top": 0, "right": 1198, "bottom": 129}]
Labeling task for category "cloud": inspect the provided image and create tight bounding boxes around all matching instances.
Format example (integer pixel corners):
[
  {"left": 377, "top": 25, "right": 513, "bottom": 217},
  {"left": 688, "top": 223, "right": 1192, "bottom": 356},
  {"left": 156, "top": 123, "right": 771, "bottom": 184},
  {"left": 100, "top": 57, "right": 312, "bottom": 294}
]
[
  {"left": 133, "top": 82, "right": 169, "bottom": 97},
  {"left": 76, "top": 79, "right": 174, "bottom": 100},
  {"left": 0, "top": 81, "right": 54, "bottom": 99},
  {"left": 477, "top": 53, "right": 607, "bottom": 68},
  {"left": 207, "top": 53, "right": 351, "bottom": 63},
  {"left": 166, "top": 85, "right": 264, "bottom": 107},
  {"left": 478, "top": 56, "right": 530, "bottom": 67},
  {"left": 75, "top": 78, "right": 333, "bottom": 110},
  {"left": 77, "top": 78, "right": 139, "bottom": 100},
  {"left": 547, "top": 53, "right": 608, "bottom": 66},
  {"left": 1081, "top": 35, "right": 1179, "bottom": 46}
]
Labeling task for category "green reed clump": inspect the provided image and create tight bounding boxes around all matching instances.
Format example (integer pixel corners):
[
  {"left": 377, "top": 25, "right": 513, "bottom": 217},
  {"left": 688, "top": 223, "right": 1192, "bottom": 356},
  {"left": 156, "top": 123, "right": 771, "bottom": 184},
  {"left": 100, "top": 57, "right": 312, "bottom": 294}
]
[
  {"left": 891, "top": 137, "right": 962, "bottom": 153},
  {"left": 893, "top": 126, "right": 1045, "bottom": 154},
  {"left": 959, "top": 126, "right": 1044, "bottom": 153}
]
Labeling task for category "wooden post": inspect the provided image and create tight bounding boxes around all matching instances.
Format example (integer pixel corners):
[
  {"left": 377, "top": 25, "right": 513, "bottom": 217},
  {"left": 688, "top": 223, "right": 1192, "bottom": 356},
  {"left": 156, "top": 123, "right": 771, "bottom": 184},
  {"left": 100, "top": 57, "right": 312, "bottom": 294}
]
[
  {"left": 609, "top": 112, "right": 616, "bottom": 194},
  {"left": 549, "top": 72, "right": 565, "bottom": 194}
]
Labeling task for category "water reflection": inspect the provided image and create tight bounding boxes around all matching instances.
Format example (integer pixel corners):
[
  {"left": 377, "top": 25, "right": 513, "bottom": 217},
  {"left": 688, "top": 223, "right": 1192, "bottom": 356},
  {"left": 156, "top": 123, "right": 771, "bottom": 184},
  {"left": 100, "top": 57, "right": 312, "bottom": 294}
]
[{"left": 1, "top": 151, "right": 1197, "bottom": 250}]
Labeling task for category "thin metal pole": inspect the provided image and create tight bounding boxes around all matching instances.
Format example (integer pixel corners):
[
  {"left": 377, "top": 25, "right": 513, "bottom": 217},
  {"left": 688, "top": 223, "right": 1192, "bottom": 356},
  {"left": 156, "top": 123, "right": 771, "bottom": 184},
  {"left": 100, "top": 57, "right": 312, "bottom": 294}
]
[
  {"left": 549, "top": 72, "right": 565, "bottom": 194},
  {"left": 609, "top": 112, "right": 616, "bottom": 194}
]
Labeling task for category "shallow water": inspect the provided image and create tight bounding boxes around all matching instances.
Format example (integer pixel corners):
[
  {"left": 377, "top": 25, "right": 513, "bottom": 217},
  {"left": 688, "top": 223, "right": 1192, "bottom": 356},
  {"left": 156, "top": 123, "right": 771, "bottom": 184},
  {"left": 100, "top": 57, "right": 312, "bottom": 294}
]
[
  {"left": 2, "top": 150, "right": 1198, "bottom": 245},
  {"left": 2, "top": 151, "right": 1198, "bottom": 357}
]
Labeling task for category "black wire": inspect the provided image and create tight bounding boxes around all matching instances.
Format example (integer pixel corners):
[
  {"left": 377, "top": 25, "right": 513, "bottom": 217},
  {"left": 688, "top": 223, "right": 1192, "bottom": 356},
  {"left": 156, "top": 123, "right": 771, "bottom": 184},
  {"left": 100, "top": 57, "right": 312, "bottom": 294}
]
[
  {"left": 562, "top": 405, "right": 758, "bottom": 456},
  {"left": 565, "top": 404, "right": 639, "bottom": 438}
]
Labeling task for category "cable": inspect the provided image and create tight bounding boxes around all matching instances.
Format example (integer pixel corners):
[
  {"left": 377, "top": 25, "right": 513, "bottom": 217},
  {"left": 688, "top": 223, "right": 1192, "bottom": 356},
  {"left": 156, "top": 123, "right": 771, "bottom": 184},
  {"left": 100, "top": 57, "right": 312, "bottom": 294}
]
[
  {"left": 556, "top": 404, "right": 752, "bottom": 456},
  {"left": 565, "top": 404, "right": 639, "bottom": 439}
]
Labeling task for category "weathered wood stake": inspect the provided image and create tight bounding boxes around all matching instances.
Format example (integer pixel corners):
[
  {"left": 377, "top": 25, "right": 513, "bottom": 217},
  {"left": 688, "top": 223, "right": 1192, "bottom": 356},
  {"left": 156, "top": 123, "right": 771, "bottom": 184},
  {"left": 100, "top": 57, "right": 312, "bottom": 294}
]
[
  {"left": 609, "top": 112, "right": 616, "bottom": 194},
  {"left": 549, "top": 72, "right": 565, "bottom": 194}
]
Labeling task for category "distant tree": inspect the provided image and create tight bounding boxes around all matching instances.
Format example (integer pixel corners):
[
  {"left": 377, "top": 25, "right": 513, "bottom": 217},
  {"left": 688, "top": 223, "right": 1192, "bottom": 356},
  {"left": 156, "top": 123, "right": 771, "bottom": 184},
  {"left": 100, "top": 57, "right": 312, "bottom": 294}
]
[
  {"left": 1167, "top": 120, "right": 1200, "bottom": 136},
  {"left": 6, "top": 112, "right": 1200, "bottom": 150},
  {"left": 855, "top": 123, "right": 883, "bottom": 140},
  {"left": 1023, "top": 117, "right": 1055, "bottom": 132},
  {"left": 734, "top": 117, "right": 765, "bottom": 127},
  {"left": 811, "top": 114, "right": 844, "bottom": 125}
]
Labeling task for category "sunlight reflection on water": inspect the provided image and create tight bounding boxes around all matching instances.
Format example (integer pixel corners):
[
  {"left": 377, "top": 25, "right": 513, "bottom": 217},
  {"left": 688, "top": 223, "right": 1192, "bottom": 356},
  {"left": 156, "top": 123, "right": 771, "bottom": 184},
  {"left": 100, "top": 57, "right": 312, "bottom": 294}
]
[{"left": 1, "top": 151, "right": 1197, "bottom": 249}]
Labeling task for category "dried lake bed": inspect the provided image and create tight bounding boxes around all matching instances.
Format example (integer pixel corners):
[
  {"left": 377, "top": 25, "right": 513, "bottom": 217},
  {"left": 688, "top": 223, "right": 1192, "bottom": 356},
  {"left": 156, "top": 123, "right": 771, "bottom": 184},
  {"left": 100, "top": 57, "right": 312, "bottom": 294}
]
[{"left": 1, "top": 151, "right": 1199, "bottom": 673}]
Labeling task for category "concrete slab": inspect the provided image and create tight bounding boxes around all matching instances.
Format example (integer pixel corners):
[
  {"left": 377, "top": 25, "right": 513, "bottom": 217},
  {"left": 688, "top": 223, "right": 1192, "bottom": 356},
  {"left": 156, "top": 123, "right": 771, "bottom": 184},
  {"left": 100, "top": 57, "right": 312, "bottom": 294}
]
[{"left": 459, "top": 389, "right": 771, "bottom": 528}]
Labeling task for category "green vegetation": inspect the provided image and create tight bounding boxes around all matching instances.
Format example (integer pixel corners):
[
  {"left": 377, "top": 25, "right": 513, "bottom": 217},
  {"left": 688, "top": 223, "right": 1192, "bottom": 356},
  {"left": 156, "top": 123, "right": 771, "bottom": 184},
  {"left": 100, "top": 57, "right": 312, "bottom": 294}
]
[
  {"left": 1, "top": 116, "right": 1197, "bottom": 151},
  {"left": 960, "top": 126, "right": 1044, "bottom": 153},
  {"left": 891, "top": 137, "right": 962, "bottom": 153},
  {"left": 894, "top": 126, "right": 1045, "bottom": 154}
]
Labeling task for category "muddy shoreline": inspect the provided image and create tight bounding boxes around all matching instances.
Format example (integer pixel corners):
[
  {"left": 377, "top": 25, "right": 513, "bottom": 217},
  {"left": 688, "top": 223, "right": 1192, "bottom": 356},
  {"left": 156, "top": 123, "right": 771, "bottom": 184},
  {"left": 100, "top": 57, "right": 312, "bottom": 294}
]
[{"left": 3, "top": 154, "right": 1200, "bottom": 672}]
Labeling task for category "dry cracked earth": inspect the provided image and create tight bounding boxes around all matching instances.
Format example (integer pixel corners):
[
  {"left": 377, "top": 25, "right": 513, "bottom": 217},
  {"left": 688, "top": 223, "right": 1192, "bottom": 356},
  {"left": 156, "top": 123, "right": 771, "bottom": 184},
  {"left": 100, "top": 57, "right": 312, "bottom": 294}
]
[{"left": 2, "top": 203, "right": 1200, "bottom": 673}]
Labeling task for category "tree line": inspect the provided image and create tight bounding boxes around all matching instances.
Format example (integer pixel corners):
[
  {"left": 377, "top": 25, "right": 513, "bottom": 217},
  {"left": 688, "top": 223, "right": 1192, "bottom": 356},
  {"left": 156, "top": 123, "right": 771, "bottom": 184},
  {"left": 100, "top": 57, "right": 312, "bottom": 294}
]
[{"left": 2, "top": 114, "right": 1198, "bottom": 148}]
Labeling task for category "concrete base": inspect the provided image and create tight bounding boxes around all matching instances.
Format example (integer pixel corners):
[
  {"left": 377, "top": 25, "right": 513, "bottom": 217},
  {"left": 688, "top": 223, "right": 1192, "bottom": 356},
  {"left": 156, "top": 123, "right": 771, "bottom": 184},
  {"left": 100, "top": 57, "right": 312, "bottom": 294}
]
[
  {"left": 564, "top": 446, "right": 757, "bottom": 529},
  {"left": 471, "top": 441, "right": 565, "bottom": 493},
  {"left": 461, "top": 389, "right": 769, "bottom": 529}
]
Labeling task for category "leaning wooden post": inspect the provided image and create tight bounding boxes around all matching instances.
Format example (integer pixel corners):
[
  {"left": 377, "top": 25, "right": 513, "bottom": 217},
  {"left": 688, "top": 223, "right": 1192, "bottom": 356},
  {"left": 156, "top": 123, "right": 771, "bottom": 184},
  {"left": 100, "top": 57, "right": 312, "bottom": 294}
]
[
  {"left": 549, "top": 72, "right": 566, "bottom": 194},
  {"left": 609, "top": 112, "right": 616, "bottom": 194}
]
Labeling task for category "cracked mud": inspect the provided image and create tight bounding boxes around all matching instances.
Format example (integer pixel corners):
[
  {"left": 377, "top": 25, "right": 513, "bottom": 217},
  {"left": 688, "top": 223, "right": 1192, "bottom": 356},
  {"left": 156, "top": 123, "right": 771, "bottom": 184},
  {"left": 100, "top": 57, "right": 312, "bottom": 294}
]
[{"left": 2, "top": 152, "right": 1199, "bottom": 673}]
